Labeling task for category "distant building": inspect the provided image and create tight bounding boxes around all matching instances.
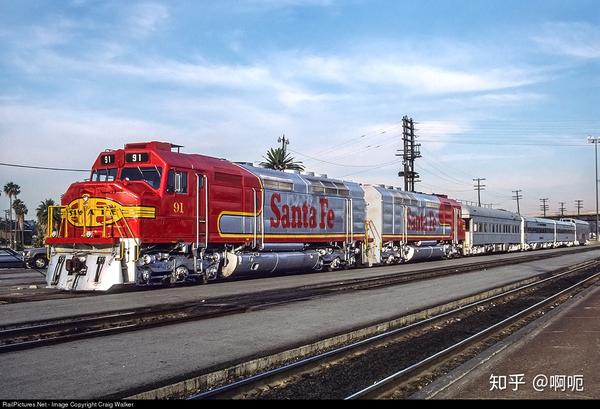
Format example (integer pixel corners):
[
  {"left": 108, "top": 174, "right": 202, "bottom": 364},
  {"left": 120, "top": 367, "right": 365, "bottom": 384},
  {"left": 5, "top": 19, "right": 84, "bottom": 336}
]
[{"left": 0, "top": 219, "right": 36, "bottom": 245}]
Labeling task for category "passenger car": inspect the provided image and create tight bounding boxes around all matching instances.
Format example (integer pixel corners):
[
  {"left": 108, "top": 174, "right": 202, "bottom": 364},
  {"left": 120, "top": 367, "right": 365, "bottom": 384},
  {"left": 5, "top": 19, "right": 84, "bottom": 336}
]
[{"left": 0, "top": 247, "right": 26, "bottom": 268}]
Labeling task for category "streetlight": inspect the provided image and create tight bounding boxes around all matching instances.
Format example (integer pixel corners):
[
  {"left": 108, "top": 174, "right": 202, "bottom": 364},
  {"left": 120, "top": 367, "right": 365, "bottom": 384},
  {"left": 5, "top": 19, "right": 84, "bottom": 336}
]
[{"left": 588, "top": 136, "right": 599, "bottom": 240}]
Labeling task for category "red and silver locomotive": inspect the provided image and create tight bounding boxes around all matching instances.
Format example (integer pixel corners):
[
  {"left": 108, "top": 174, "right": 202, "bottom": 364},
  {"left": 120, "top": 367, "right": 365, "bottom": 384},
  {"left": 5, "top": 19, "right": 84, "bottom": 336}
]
[{"left": 45, "top": 141, "right": 465, "bottom": 291}]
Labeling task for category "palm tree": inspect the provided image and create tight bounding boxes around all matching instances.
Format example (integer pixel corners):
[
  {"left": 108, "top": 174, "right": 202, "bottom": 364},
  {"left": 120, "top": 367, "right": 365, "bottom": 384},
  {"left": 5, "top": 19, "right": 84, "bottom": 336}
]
[
  {"left": 260, "top": 147, "right": 305, "bottom": 171},
  {"left": 35, "top": 199, "right": 57, "bottom": 246},
  {"left": 3, "top": 182, "right": 21, "bottom": 249},
  {"left": 12, "top": 198, "right": 27, "bottom": 249}
]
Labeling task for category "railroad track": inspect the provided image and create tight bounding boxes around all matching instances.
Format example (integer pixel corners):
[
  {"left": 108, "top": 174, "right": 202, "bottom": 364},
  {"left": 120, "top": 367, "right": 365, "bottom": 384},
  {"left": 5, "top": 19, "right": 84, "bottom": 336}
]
[
  {"left": 185, "top": 258, "right": 600, "bottom": 400},
  {"left": 0, "top": 245, "right": 596, "bottom": 305},
  {"left": 0, "top": 246, "right": 597, "bottom": 355}
]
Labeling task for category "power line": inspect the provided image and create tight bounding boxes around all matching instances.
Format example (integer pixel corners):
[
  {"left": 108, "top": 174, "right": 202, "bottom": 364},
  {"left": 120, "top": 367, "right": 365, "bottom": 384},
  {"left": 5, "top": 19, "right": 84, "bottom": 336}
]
[
  {"left": 288, "top": 148, "right": 398, "bottom": 168},
  {"left": 418, "top": 139, "right": 586, "bottom": 148},
  {"left": 302, "top": 122, "right": 403, "bottom": 160},
  {"left": 338, "top": 160, "right": 402, "bottom": 178},
  {"left": 0, "top": 162, "right": 88, "bottom": 172},
  {"left": 419, "top": 146, "right": 475, "bottom": 180},
  {"left": 418, "top": 155, "right": 473, "bottom": 186}
]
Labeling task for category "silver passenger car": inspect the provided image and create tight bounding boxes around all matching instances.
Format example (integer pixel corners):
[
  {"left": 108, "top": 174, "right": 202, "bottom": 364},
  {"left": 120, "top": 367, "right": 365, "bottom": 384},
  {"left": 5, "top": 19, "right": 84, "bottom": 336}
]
[{"left": 461, "top": 205, "right": 522, "bottom": 255}]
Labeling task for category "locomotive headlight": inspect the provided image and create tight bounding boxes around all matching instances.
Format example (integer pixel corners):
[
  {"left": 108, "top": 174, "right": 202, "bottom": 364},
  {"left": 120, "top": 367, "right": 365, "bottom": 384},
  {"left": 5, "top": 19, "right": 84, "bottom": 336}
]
[{"left": 85, "top": 231, "right": 93, "bottom": 238}]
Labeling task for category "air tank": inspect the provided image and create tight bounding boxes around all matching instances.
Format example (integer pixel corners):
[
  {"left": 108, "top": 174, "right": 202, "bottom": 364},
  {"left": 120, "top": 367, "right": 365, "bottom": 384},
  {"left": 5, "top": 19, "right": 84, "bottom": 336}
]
[
  {"left": 404, "top": 246, "right": 445, "bottom": 262},
  {"left": 221, "top": 251, "right": 321, "bottom": 277}
]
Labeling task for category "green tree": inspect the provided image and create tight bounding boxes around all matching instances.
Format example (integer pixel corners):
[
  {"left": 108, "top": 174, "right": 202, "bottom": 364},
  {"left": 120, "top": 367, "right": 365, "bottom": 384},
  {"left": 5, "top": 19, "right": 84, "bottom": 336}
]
[
  {"left": 35, "top": 199, "right": 57, "bottom": 246},
  {"left": 12, "top": 198, "right": 27, "bottom": 250},
  {"left": 3, "top": 182, "right": 21, "bottom": 249},
  {"left": 260, "top": 147, "right": 305, "bottom": 171}
]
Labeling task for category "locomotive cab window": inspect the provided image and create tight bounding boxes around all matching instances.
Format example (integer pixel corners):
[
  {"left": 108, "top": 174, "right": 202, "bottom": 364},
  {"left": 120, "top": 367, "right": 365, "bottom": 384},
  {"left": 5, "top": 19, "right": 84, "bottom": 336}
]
[
  {"left": 91, "top": 168, "right": 117, "bottom": 182},
  {"left": 167, "top": 170, "right": 188, "bottom": 194},
  {"left": 121, "top": 166, "right": 162, "bottom": 189}
]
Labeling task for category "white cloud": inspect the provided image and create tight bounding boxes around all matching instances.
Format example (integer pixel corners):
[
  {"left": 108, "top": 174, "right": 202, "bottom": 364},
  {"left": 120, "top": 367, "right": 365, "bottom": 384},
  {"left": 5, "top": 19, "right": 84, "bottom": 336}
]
[
  {"left": 237, "top": 0, "right": 334, "bottom": 11},
  {"left": 532, "top": 21, "right": 600, "bottom": 59},
  {"left": 417, "top": 120, "right": 471, "bottom": 150},
  {"left": 287, "top": 55, "right": 547, "bottom": 95},
  {"left": 128, "top": 2, "right": 169, "bottom": 37},
  {"left": 460, "top": 91, "right": 548, "bottom": 106},
  {"left": 107, "top": 59, "right": 272, "bottom": 88}
]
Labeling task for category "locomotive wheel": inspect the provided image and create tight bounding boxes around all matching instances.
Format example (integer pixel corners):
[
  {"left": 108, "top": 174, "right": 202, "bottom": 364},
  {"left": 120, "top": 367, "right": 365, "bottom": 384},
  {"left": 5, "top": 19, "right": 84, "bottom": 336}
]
[{"left": 327, "top": 257, "right": 341, "bottom": 271}]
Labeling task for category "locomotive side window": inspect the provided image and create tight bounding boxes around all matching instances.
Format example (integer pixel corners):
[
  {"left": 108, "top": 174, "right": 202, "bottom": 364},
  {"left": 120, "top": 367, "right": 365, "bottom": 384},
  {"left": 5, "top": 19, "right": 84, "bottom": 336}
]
[
  {"left": 167, "top": 170, "right": 188, "bottom": 193},
  {"left": 121, "top": 167, "right": 162, "bottom": 189},
  {"left": 91, "top": 168, "right": 117, "bottom": 182}
]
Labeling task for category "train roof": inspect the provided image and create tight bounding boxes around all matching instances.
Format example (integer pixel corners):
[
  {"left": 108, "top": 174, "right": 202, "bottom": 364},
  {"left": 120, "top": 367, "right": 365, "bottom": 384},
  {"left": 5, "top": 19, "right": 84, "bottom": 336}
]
[
  {"left": 525, "top": 217, "right": 573, "bottom": 226},
  {"left": 94, "top": 141, "right": 249, "bottom": 175},
  {"left": 238, "top": 163, "right": 364, "bottom": 197},
  {"left": 560, "top": 218, "right": 590, "bottom": 226},
  {"left": 460, "top": 205, "right": 521, "bottom": 221},
  {"left": 365, "top": 184, "right": 453, "bottom": 205}
]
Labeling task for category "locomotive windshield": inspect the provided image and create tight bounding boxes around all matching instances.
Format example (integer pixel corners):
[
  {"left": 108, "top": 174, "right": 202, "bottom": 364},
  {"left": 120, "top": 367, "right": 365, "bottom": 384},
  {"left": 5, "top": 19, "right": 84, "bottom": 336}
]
[
  {"left": 91, "top": 168, "right": 117, "bottom": 182},
  {"left": 121, "top": 166, "right": 163, "bottom": 189}
]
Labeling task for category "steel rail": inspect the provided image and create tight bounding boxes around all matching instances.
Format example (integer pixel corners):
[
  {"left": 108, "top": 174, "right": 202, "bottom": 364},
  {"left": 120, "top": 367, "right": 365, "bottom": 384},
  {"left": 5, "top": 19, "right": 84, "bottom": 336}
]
[
  {"left": 187, "top": 259, "right": 599, "bottom": 400},
  {"left": 1, "top": 249, "right": 597, "bottom": 355},
  {"left": 1, "top": 245, "right": 595, "bottom": 305},
  {"left": 345, "top": 271, "right": 600, "bottom": 399},
  {"left": 0, "top": 303, "right": 245, "bottom": 353}
]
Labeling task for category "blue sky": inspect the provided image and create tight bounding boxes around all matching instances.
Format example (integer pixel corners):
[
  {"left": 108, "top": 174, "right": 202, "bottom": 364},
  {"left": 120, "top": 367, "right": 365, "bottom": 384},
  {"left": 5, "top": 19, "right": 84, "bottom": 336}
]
[{"left": 1, "top": 0, "right": 600, "bottom": 217}]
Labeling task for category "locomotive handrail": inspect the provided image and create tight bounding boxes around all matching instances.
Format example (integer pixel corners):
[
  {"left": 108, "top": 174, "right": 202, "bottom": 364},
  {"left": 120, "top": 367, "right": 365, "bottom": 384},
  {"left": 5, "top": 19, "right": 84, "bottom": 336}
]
[
  {"left": 195, "top": 173, "right": 200, "bottom": 252},
  {"left": 48, "top": 205, "right": 67, "bottom": 239},
  {"left": 115, "top": 206, "right": 139, "bottom": 246},
  {"left": 261, "top": 188, "right": 265, "bottom": 248},
  {"left": 253, "top": 188, "right": 258, "bottom": 249},
  {"left": 204, "top": 174, "right": 209, "bottom": 249},
  {"left": 345, "top": 198, "right": 350, "bottom": 244},
  {"left": 350, "top": 198, "right": 354, "bottom": 241},
  {"left": 403, "top": 206, "right": 408, "bottom": 244}
]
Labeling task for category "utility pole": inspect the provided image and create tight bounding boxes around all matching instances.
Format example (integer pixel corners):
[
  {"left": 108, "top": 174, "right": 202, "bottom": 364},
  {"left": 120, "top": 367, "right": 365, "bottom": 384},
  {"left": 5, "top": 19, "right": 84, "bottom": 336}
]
[
  {"left": 512, "top": 189, "right": 523, "bottom": 214},
  {"left": 539, "top": 198, "right": 549, "bottom": 217},
  {"left": 588, "top": 136, "right": 599, "bottom": 240},
  {"left": 473, "top": 178, "right": 486, "bottom": 207},
  {"left": 397, "top": 116, "right": 421, "bottom": 192},
  {"left": 575, "top": 199, "right": 583, "bottom": 216},
  {"left": 278, "top": 134, "right": 289, "bottom": 155},
  {"left": 559, "top": 202, "right": 566, "bottom": 217}
]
